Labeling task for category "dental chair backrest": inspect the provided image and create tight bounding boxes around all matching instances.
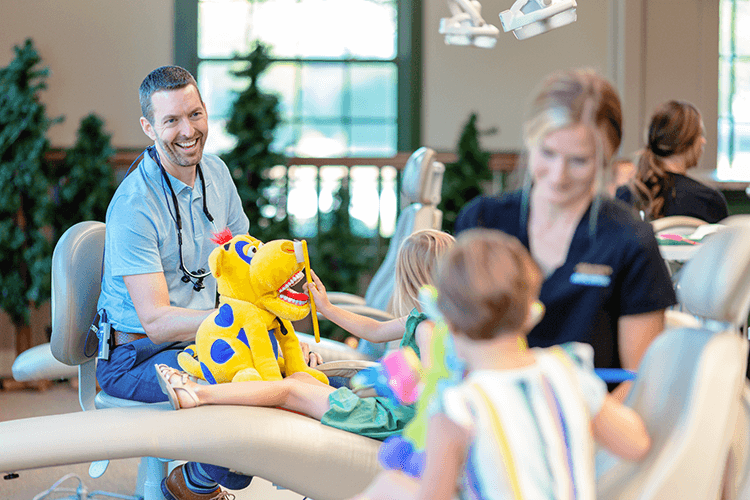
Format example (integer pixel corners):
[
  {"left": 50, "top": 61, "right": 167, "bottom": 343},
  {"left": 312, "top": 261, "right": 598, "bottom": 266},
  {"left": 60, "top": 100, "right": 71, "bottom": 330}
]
[
  {"left": 596, "top": 217, "right": 750, "bottom": 500},
  {"left": 346, "top": 147, "right": 444, "bottom": 358},
  {"left": 677, "top": 215, "right": 750, "bottom": 329},
  {"left": 49, "top": 221, "right": 151, "bottom": 411},
  {"left": 362, "top": 147, "right": 445, "bottom": 312},
  {"left": 50, "top": 221, "right": 105, "bottom": 384}
]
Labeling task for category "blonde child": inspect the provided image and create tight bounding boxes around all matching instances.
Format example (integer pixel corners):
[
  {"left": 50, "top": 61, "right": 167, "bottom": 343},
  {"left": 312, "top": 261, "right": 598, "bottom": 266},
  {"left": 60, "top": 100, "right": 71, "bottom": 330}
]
[
  {"left": 354, "top": 228, "right": 651, "bottom": 500},
  {"left": 155, "top": 229, "right": 455, "bottom": 439}
]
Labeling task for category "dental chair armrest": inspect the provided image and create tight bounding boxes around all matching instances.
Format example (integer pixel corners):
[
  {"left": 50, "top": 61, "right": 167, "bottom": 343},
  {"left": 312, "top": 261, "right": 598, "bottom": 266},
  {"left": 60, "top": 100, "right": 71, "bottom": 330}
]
[
  {"left": 12, "top": 342, "right": 78, "bottom": 382},
  {"left": 326, "top": 292, "right": 367, "bottom": 306},
  {"left": 297, "top": 332, "right": 377, "bottom": 362},
  {"left": 317, "top": 360, "right": 379, "bottom": 378}
]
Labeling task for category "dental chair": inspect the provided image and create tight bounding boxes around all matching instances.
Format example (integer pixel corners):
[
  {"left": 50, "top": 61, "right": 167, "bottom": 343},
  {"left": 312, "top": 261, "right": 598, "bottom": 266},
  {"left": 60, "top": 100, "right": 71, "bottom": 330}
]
[
  {"left": 651, "top": 215, "right": 710, "bottom": 280},
  {"left": 7, "top": 220, "right": 750, "bottom": 500},
  {"left": 596, "top": 216, "right": 750, "bottom": 500},
  {"left": 320, "top": 146, "right": 445, "bottom": 359},
  {"left": 0, "top": 220, "right": 382, "bottom": 500},
  {"left": 47, "top": 221, "right": 169, "bottom": 499},
  {"left": 651, "top": 215, "right": 708, "bottom": 237}
]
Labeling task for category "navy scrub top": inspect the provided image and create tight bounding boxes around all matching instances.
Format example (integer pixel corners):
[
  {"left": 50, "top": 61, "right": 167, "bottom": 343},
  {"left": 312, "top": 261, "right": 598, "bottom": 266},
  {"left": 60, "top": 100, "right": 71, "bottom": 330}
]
[
  {"left": 455, "top": 192, "right": 677, "bottom": 370},
  {"left": 616, "top": 173, "right": 729, "bottom": 224}
]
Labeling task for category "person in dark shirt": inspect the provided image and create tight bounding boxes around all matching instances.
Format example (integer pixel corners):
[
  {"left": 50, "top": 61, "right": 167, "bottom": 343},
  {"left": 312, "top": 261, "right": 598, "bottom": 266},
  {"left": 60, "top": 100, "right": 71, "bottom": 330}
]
[
  {"left": 456, "top": 69, "right": 676, "bottom": 400},
  {"left": 616, "top": 100, "right": 728, "bottom": 223}
]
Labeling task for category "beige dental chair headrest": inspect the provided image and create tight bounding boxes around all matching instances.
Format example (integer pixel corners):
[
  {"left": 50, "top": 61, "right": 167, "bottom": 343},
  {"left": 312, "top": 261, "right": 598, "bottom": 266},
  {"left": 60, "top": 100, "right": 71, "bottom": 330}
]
[
  {"left": 677, "top": 215, "right": 750, "bottom": 324},
  {"left": 400, "top": 146, "right": 445, "bottom": 207}
]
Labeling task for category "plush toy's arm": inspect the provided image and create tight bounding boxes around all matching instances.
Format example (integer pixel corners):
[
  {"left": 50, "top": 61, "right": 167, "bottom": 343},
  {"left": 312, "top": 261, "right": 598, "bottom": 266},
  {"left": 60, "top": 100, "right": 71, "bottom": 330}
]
[
  {"left": 242, "top": 320, "right": 284, "bottom": 382},
  {"left": 275, "top": 318, "right": 329, "bottom": 384}
]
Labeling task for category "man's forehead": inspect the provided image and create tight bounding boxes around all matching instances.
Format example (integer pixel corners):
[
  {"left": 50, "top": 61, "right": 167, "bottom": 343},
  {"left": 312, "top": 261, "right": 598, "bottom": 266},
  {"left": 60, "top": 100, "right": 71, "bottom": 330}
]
[{"left": 150, "top": 85, "right": 203, "bottom": 114}]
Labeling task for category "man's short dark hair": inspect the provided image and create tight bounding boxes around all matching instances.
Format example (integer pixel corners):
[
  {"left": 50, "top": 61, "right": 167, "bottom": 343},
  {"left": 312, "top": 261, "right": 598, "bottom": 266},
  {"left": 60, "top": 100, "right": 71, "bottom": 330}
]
[{"left": 139, "top": 66, "right": 202, "bottom": 124}]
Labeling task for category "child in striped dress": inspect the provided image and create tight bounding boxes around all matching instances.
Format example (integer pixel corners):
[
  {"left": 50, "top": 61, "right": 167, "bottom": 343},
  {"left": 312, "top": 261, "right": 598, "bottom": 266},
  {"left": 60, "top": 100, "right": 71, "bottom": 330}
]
[{"left": 352, "top": 228, "right": 651, "bottom": 500}]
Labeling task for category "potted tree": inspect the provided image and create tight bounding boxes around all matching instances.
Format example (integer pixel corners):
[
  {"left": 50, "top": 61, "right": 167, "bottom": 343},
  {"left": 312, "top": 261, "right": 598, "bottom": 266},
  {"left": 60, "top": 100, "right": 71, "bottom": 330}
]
[{"left": 0, "top": 39, "right": 62, "bottom": 356}]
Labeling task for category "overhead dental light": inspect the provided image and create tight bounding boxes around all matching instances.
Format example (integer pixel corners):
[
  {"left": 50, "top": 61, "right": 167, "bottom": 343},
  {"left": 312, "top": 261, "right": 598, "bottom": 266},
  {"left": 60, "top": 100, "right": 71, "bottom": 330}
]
[
  {"left": 439, "top": 0, "right": 501, "bottom": 48},
  {"left": 439, "top": 0, "right": 577, "bottom": 47},
  {"left": 499, "top": 0, "right": 577, "bottom": 40}
]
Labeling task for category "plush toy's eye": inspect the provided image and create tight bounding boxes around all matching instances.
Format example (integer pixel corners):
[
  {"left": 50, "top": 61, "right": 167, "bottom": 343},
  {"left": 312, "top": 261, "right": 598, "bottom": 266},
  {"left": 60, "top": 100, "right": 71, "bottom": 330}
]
[
  {"left": 234, "top": 240, "right": 257, "bottom": 265},
  {"left": 223, "top": 243, "right": 230, "bottom": 251}
]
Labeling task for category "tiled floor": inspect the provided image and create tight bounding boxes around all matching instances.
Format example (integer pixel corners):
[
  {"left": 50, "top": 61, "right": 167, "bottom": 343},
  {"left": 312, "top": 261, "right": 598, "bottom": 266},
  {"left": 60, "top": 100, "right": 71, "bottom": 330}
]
[{"left": 0, "top": 380, "right": 306, "bottom": 499}]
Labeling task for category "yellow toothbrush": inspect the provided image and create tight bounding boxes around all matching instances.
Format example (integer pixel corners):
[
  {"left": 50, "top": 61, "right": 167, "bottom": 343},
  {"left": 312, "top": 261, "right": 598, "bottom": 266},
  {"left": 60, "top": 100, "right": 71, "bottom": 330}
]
[{"left": 301, "top": 240, "right": 320, "bottom": 343}]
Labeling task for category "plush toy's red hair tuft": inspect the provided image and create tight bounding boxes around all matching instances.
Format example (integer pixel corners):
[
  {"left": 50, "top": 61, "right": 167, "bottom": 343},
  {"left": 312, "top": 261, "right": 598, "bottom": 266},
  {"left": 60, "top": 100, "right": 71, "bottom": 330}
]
[{"left": 210, "top": 228, "right": 233, "bottom": 245}]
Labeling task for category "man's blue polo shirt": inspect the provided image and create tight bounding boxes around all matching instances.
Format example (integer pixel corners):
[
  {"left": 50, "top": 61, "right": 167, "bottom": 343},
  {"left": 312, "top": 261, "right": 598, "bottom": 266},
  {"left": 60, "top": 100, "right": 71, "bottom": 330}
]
[{"left": 97, "top": 151, "right": 250, "bottom": 333}]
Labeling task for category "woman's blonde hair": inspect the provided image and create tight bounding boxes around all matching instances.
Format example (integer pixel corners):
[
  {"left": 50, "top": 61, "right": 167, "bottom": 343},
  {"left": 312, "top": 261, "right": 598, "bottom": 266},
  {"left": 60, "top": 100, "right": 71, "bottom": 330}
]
[
  {"left": 388, "top": 229, "right": 456, "bottom": 317},
  {"left": 631, "top": 100, "right": 704, "bottom": 220},
  {"left": 518, "top": 68, "right": 623, "bottom": 197},
  {"left": 436, "top": 229, "right": 542, "bottom": 341}
]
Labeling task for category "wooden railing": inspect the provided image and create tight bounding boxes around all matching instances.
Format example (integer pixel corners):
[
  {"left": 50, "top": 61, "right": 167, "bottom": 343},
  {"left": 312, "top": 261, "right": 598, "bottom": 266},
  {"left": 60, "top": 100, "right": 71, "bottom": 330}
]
[{"left": 47, "top": 149, "right": 520, "bottom": 236}]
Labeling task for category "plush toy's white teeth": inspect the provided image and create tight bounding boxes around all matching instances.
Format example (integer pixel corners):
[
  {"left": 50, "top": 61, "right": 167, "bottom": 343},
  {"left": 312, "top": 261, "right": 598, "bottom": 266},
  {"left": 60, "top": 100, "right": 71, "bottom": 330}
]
[
  {"left": 280, "top": 295, "right": 307, "bottom": 306},
  {"left": 278, "top": 271, "right": 304, "bottom": 293},
  {"left": 278, "top": 271, "right": 308, "bottom": 306}
]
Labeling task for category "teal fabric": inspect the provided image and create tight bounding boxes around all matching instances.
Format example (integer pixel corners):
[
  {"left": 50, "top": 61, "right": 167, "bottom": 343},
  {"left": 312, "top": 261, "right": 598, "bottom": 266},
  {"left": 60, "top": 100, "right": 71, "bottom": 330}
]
[
  {"left": 320, "top": 387, "right": 417, "bottom": 441},
  {"left": 399, "top": 308, "right": 427, "bottom": 360},
  {"left": 320, "top": 307, "right": 426, "bottom": 440}
]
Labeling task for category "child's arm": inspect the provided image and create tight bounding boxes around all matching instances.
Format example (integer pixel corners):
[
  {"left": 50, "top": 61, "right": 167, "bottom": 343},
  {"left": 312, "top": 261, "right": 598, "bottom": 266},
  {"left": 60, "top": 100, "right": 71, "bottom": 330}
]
[
  {"left": 350, "top": 412, "right": 468, "bottom": 500},
  {"left": 305, "top": 270, "right": 407, "bottom": 344},
  {"left": 416, "top": 412, "right": 469, "bottom": 500},
  {"left": 592, "top": 394, "right": 651, "bottom": 461},
  {"left": 414, "top": 319, "right": 435, "bottom": 370}
]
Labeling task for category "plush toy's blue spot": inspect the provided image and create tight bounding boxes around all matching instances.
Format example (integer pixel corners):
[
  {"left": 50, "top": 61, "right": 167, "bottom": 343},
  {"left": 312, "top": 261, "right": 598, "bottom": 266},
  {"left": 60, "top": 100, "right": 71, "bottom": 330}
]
[
  {"left": 237, "top": 328, "right": 250, "bottom": 348},
  {"left": 210, "top": 339, "right": 235, "bottom": 364},
  {"left": 184, "top": 347, "right": 195, "bottom": 357},
  {"left": 214, "top": 304, "right": 234, "bottom": 328},
  {"left": 201, "top": 362, "right": 218, "bottom": 385},
  {"left": 234, "top": 241, "right": 255, "bottom": 266},
  {"left": 267, "top": 330, "right": 279, "bottom": 359}
]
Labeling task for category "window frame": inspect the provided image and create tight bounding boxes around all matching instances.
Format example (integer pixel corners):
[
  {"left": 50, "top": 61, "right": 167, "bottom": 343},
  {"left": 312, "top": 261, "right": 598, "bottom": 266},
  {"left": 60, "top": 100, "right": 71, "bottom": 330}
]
[{"left": 173, "top": 0, "right": 421, "bottom": 154}]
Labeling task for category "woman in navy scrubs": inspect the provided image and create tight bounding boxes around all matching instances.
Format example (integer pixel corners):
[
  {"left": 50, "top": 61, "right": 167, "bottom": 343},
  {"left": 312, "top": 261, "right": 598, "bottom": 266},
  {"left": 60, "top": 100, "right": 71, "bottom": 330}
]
[
  {"left": 616, "top": 100, "right": 728, "bottom": 223},
  {"left": 455, "top": 69, "right": 677, "bottom": 398}
]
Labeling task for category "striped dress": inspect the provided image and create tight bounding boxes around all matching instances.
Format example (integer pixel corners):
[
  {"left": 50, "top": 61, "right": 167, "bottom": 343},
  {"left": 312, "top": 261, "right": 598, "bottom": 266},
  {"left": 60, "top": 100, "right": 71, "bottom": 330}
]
[{"left": 440, "top": 342, "right": 607, "bottom": 500}]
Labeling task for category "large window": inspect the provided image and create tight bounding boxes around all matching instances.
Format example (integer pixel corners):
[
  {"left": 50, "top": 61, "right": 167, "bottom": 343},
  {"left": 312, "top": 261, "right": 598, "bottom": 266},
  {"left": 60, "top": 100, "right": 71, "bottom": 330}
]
[
  {"left": 718, "top": 0, "right": 750, "bottom": 178},
  {"left": 174, "top": 0, "right": 420, "bottom": 238},
  {"left": 175, "top": 0, "right": 420, "bottom": 158}
]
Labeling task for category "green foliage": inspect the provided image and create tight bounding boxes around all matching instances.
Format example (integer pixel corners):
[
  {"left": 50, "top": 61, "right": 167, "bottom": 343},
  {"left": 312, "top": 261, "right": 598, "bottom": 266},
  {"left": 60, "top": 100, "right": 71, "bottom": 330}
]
[
  {"left": 51, "top": 113, "right": 116, "bottom": 240},
  {"left": 221, "top": 43, "right": 387, "bottom": 341},
  {"left": 439, "top": 113, "right": 495, "bottom": 233},
  {"left": 310, "top": 182, "right": 387, "bottom": 341},
  {"left": 222, "top": 43, "right": 290, "bottom": 242},
  {"left": 0, "top": 39, "right": 62, "bottom": 325},
  {"left": 312, "top": 182, "right": 386, "bottom": 292}
]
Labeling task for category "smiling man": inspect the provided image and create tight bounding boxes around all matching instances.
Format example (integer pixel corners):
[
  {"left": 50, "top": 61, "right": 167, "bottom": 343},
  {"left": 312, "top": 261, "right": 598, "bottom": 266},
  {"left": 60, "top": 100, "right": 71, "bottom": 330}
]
[{"left": 95, "top": 66, "right": 253, "bottom": 499}]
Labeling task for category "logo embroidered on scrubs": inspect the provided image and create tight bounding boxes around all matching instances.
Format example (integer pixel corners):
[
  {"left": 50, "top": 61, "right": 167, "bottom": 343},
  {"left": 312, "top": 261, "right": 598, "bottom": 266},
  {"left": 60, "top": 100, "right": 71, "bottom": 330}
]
[{"left": 569, "top": 263, "right": 613, "bottom": 287}]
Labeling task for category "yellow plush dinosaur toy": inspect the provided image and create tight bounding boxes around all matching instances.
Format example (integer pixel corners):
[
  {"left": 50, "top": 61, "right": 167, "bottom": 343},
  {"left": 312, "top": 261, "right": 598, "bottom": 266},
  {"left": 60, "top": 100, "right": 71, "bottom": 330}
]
[{"left": 178, "top": 230, "right": 328, "bottom": 385}]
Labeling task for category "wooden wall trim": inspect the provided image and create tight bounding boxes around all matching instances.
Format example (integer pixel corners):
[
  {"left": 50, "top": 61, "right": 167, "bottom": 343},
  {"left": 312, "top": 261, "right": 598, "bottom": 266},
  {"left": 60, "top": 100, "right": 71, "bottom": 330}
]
[{"left": 46, "top": 149, "right": 520, "bottom": 174}]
